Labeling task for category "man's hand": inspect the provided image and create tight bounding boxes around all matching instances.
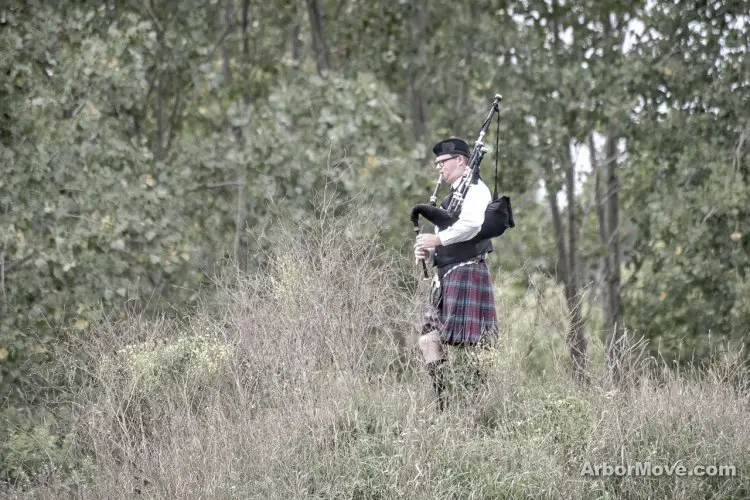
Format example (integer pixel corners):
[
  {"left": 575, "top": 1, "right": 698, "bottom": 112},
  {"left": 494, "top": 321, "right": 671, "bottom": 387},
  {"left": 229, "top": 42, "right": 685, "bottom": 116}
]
[
  {"left": 414, "top": 246, "right": 430, "bottom": 261},
  {"left": 415, "top": 234, "right": 442, "bottom": 250}
]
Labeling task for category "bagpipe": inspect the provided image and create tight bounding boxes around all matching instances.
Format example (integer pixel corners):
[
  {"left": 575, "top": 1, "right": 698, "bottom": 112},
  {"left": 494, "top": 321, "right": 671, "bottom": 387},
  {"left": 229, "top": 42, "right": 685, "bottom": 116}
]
[{"left": 410, "top": 94, "right": 515, "bottom": 278}]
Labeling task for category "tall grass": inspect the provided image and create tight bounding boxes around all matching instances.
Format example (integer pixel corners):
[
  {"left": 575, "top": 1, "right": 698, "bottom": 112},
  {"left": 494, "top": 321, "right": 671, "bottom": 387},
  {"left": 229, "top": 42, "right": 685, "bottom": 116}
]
[{"left": 3, "top": 200, "right": 749, "bottom": 499}]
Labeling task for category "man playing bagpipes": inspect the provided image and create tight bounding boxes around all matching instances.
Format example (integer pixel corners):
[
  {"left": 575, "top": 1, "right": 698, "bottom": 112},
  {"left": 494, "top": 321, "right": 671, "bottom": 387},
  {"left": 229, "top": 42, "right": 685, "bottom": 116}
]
[{"left": 411, "top": 95, "right": 513, "bottom": 411}]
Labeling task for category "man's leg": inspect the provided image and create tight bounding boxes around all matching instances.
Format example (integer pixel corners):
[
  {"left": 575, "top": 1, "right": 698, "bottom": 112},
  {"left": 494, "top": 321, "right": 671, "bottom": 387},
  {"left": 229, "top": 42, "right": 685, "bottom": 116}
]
[
  {"left": 418, "top": 330, "right": 446, "bottom": 411},
  {"left": 452, "top": 345, "right": 487, "bottom": 398}
]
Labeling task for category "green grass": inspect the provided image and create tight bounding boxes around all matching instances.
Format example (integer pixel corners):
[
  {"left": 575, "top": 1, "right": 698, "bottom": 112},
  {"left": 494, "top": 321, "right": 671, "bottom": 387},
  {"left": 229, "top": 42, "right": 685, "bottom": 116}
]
[{"left": 2, "top": 212, "right": 749, "bottom": 500}]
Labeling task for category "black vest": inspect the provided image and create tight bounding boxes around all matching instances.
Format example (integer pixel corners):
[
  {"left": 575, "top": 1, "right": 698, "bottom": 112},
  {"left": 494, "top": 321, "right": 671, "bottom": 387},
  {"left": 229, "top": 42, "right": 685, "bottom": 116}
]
[{"left": 433, "top": 187, "right": 493, "bottom": 271}]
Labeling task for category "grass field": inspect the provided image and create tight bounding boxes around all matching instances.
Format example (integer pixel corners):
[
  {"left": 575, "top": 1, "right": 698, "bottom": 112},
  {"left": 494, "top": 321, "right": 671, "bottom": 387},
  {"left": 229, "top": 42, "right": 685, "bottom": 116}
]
[{"left": 2, "top": 213, "right": 749, "bottom": 499}]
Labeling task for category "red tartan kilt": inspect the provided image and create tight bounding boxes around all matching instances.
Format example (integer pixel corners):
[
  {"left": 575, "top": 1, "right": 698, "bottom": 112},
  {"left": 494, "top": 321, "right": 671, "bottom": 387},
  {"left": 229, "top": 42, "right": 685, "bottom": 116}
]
[{"left": 422, "top": 260, "right": 498, "bottom": 346}]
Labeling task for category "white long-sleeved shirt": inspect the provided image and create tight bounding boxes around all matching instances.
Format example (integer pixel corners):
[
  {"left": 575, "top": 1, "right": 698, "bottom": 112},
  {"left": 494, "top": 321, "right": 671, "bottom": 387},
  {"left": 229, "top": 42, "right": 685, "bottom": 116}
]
[{"left": 435, "top": 176, "right": 491, "bottom": 246}]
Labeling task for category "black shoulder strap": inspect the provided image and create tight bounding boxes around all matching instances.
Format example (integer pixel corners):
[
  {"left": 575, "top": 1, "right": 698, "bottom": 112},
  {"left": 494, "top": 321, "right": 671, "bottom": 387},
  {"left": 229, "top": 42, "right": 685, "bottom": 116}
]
[
  {"left": 440, "top": 189, "right": 453, "bottom": 210},
  {"left": 493, "top": 114, "right": 500, "bottom": 200}
]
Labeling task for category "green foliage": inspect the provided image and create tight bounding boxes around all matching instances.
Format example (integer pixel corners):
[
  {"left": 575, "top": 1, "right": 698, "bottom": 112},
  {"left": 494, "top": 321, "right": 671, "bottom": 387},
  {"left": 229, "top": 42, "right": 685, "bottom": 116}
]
[
  {"left": 0, "top": 0, "right": 422, "bottom": 402},
  {"left": 94, "top": 330, "right": 236, "bottom": 437},
  {"left": 622, "top": 2, "right": 750, "bottom": 362},
  {"left": 0, "top": 410, "right": 92, "bottom": 487},
  {"left": 1, "top": 421, "right": 64, "bottom": 484},
  {"left": 511, "top": 387, "right": 593, "bottom": 444},
  {"left": 112, "top": 334, "right": 234, "bottom": 395}
]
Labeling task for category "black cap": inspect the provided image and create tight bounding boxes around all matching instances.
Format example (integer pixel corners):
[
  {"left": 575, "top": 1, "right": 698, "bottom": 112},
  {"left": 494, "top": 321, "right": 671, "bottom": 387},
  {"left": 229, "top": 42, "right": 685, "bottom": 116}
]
[{"left": 432, "top": 137, "right": 470, "bottom": 158}]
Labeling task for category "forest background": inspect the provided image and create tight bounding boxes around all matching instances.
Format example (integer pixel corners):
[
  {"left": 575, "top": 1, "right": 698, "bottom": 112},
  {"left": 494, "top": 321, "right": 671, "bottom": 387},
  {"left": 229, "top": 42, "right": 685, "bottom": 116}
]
[{"left": 1, "top": 0, "right": 749, "bottom": 497}]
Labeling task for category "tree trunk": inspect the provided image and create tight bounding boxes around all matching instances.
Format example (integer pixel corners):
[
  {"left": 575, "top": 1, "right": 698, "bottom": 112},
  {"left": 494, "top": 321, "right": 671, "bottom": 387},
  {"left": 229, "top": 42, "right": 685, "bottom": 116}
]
[
  {"left": 408, "top": 84, "right": 428, "bottom": 140},
  {"left": 221, "top": 0, "right": 248, "bottom": 271},
  {"left": 591, "top": 131, "right": 611, "bottom": 326},
  {"left": 546, "top": 175, "right": 568, "bottom": 286},
  {"left": 241, "top": 0, "right": 251, "bottom": 104},
  {"left": 154, "top": 77, "right": 164, "bottom": 161},
  {"left": 1, "top": 252, "right": 6, "bottom": 313},
  {"left": 566, "top": 284, "right": 587, "bottom": 383},
  {"left": 604, "top": 133, "right": 624, "bottom": 383},
  {"left": 544, "top": 160, "right": 587, "bottom": 383},
  {"left": 451, "top": 2, "right": 478, "bottom": 132},
  {"left": 407, "top": 0, "right": 428, "bottom": 140},
  {"left": 290, "top": 23, "right": 302, "bottom": 70},
  {"left": 152, "top": 0, "right": 165, "bottom": 162},
  {"left": 591, "top": 131, "right": 625, "bottom": 385},
  {"left": 600, "top": 16, "right": 625, "bottom": 383},
  {"left": 545, "top": 2, "right": 586, "bottom": 382},
  {"left": 564, "top": 151, "right": 587, "bottom": 382},
  {"left": 305, "top": 0, "right": 329, "bottom": 74}
]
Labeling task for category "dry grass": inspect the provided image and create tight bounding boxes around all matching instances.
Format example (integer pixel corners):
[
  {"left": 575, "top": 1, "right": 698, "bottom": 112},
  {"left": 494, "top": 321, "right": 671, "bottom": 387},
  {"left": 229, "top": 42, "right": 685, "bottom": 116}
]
[{"left": 3, "top": 200, "right": 750, "bottom": 499}]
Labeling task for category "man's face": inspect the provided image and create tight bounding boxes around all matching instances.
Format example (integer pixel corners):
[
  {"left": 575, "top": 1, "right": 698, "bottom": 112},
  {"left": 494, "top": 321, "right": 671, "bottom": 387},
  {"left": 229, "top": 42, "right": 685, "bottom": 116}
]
[{"left": 435, "top": 154, "right": 466, "bottom": 184}]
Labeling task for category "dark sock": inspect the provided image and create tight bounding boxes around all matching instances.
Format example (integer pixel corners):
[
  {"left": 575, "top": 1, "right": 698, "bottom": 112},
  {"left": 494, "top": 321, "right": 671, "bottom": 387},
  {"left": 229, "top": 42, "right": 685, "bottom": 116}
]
[{"left": 427, "top": 359, "right": 446, "bottom": 411}]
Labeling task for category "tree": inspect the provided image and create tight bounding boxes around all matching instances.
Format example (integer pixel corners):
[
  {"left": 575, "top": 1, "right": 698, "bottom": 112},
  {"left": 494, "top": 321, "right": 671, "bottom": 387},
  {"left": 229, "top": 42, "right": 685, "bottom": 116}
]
[{"left": 622, "top": 0, "right": 750, "bottom": 364}]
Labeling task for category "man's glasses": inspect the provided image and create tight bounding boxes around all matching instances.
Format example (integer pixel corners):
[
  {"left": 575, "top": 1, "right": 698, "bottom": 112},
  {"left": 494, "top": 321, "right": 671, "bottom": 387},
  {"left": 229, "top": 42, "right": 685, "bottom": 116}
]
[{"left": 436, "top": 155, "right": 459, "bottom": 169}]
